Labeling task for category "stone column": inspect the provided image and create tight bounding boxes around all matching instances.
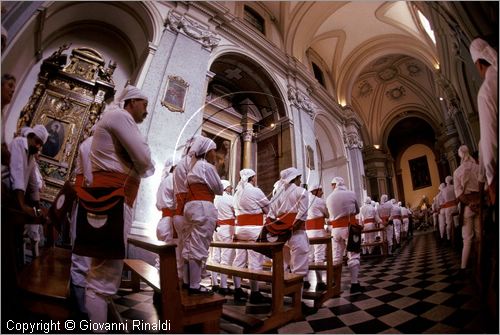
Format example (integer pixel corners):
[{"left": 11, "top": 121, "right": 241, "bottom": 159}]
[
  {"left": 241, "top": 113, "right": 254, "bottom": 169},
  {"left": 131, "top": 10, "right": 220, "bottom": 236},
  {"left": 343, "top": 117, "right": 365, "bottom": 204}
]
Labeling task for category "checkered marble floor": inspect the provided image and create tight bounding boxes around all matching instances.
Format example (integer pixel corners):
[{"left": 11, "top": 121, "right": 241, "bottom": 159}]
[{"left": 114, "top": 231, "right": 498, "bottom": 333}]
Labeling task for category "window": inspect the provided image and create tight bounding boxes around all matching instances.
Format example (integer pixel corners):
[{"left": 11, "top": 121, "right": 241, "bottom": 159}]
[
  {"left": 417, "top": 10, "right": 436, "bottom": 44},
  {"left": 312, "top": 62, "right": 325, "bottom": 87},
  {"left": 244, "top": 6, "right": 265, "bottom": 34}
]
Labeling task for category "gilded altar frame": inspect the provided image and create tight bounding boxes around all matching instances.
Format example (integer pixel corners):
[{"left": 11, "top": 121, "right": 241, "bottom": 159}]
[{"left": 161, "top": 75, "right": 189, "bottom": 113}]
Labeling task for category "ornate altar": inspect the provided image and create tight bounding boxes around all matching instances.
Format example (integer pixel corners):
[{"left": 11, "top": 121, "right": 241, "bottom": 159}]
[{"left": 17, "top": 45, "right": 116, "bottom": 202}]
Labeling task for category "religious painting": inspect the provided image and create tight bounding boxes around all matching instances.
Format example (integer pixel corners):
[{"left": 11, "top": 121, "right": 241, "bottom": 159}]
[
  {"left": 161, "top": 75, "right": 189, "bottom": 112},
  {"left": 202, "top": 131, "right": 231, "bottom": 179},
  {"left": 409, "top": 155, "right": 431, "bottom": 190},
  {"left": 306, "top": 145, "right": 315, "bottom": 170},
  {"left": 39, "top": 115, "right": 74, "bottom": 163}
]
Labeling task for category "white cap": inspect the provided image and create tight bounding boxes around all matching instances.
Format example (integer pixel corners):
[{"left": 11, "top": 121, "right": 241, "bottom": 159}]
[
  {"left": 221, "top": 180, "right": 231, "bottom": 191},
  {"left": 21, "top": 127, "right": 34, "bottom": 137},
  {"left": 189, "top": 136, "right": 216, "bottom": 157},
  {"left": 32, "top": 124, "right": 49, "bottom": 144},
  {"left": 120, "top": 85, "right": 148, "bottom": 103},
  {"left": 380, "top": 194, "right": 388, "bottom": 203},
  {"left": 240, "top": 168, "right": 256, "bottom": 182},
  {"left": 439, "top": 183, "right": 446, "bottom": 190},
  {"left": 445, "top": 175, "right": 453, "bottom": 185},
  {"left": 280, "top": 167, "right": 301, "bottom": 184},
  {"left": 309, "top": 184, "right": 322, "bottom": 192},
  {"left": 331, "top": 176, "right": 344, "bottom": 186},
  {"left": 458, "top": 145, "right": 470, "bottom": 159},
  {"left": 391, "top": 198, "right": 396, "bottom": 204},
  {"left": 365, "top": 196, "right": 372, "bottom": 204},
  {"left": 470, "top": 38, "right": 497, "bottom": 67}
]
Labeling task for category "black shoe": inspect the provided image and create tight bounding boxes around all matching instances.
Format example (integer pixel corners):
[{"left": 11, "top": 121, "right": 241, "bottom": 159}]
[
  {"left": 217, "top": 287, "right": 233, "bottom": 296},
  {"left": 350, "top": 283, "right": 365, "bottom": 294},
  {"left": 182, "top": 283, "right": 189, "bottom": 289},
  {"left": 303, "top": 281, "right": 311, "bottom": 289},
  {"left": 211, "top": 285, "right": 220, "bottom": 293},
  {"left": 315, "top": 282, "right": 327, "bottom": 292},
  {"left": 452, "top": 269, "right": 468, "bottom": 281},
  {"left": 301, "top": 302, "right": 317, "bottom": 316},
  {"left": 233, "top": 288, "right": 248, "bottom": 302},
  {"left": 249, "top": 291, "right": 272, "bottom": 304},
  {"left": 188, "top": 285, "right": 214, "bottom": 296}
]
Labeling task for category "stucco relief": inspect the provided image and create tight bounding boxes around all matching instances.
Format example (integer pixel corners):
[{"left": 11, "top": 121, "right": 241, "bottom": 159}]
[
  {"left": 358, "top": 80, "right": 373, "bottom": 97},
  {"left": 287, "top": 85, "right": 316, "bottom": 118},
  {"left": 165, "top": 10, "right": 220, "bottom": 49},
  {"left": 343, "top": 124, "right": 363, "bottom": 149},
  {"left": 385, "top": 86, "right": 406, "bottom": 100}
]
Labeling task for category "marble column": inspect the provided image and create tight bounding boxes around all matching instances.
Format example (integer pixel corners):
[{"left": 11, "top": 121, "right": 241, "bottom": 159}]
[
  {"left": 343, "top": 120, "right": 365, "bottom": 205},
  {"left": 241, "top": 113, "right": 254, "bottom": 169}
]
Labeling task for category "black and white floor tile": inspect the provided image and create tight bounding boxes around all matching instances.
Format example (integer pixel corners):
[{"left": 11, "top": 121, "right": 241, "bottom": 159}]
[{"left": 114, "top": 231, "right": 498, "bottom": 333}]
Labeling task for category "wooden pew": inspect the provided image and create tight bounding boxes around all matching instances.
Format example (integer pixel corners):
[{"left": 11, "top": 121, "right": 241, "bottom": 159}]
[
  {"left": 361, "top": 226, "right": 388, "bottom": 256},
  {"left": 206, "top": 241, "right": 303, "bottom": 333},
  {"left": 303, "top": 236, "right": 342, "bottom": 308},
  {"left": 3, "top": 207, "right": 73, "bottom": 320},
  {"left": 124, "top": 236, "right": 226, "bottom": 333}
]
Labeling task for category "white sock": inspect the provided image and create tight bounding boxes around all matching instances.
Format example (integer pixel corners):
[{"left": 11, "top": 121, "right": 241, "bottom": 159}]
[
  {"left": 234, "top": 276, "right": 241, "bottom": 288},
  {"left": 85, "top": 290, "right": 108, "bottom": 331},
  {"left": 189, "top": 260, "right": 202, "bottom": 289},
  {"left": 220, "top": 274, "right": 228, "bottom": 288},
  {"left": 183, "top": 262, "right": 189, "bottom": 285}
]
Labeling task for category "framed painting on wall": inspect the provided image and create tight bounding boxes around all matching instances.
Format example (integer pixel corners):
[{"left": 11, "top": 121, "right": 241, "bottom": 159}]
[
  {"left": 409, "top": 155, "right": 431, "bottom": 190},
  {"left": 161, "top": 75, "right": 189, "bottom": 113}
]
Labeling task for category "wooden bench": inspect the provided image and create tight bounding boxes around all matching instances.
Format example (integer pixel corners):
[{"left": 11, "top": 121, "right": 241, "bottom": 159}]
[
  {"left": 361, "top": 226, "right": 388, "bottom": 256},
  {"left": 124, "top": 236, "right": 226, "bottom": 333},
  {"left": 206, "top": 241, "right": 303, "bottom": 333},
  {"left": 302, "top": 236, "right": 342, "bottom": 308},
  {"left": 3, "top": 206, "right": 73, "bottom": 320}
]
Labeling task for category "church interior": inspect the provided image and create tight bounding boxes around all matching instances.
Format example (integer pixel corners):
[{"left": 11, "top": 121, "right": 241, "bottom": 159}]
[{"left": 1, "top": 1, "right": 498, "bottom": 333}]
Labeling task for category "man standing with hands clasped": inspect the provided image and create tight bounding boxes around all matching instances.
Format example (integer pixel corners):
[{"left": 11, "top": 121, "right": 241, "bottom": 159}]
[{"left": 326, "top": 177, "right": 363, "bottom": 293}]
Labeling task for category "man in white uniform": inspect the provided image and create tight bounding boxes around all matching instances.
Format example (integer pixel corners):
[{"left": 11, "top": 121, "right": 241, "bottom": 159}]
[
  {"left": 441, "top": 176, "right": 458, "bottom": 243},
  {"left": 268, "top": 167, "right": 315, "bottom": 315},
  {"left": 326, "top": 177, "right": 363, "bottom": 293},
  {"left": 469, "top": 38, "right": 498, "bottom": 206},
  {"left": 211, "top": 180, "right": 235, "bottom": 295},
  {"left": 84, "top": 85, "right": 154, "bottom": 327},
  {"left": 233, "top": 168, "right": 270, "bottom": 303},
  {"left": 453, "top": 145, "right": 482, "bottom": 278},
  {"left": 377, "top": 194, "right": 393, "bottom": 255},
  {"left": 173, "top": 135, "right": 198, "bottom": 288},
  {"left": 359, "top": 196, "right": 381, "bottom": 255},
  {"left": 304, "top": 184, "right": 329, "bottom": 291},
  {"left": 437, "top": 183, "right": 447, "bottom": 241},
  {"left": 400, "top": 202, "right": 411, "bottom": 241},
  {"left": 69, "top": 130, "right": 94, "bottom": 317},
  {"left": 390, "top": 199, "right": 402, "bottom": 249},
  {"left": 183, "top": 136, "right": 223, "bottom": 295}
]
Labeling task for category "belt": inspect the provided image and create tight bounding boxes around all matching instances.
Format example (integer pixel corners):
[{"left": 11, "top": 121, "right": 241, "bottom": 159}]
[
  {"left": 441, "top": 200, "right": 458, "bottom": 208},
  {"left": 187, "top": 183, "right": 215, "bottom": 203},
  {"left": 237, "top": 213, "right": 264, "bottom": 226},
  {"left": 330, "top": 215, "right": 357, "bottom": 228},
  {"left": 363, "top": 218, "right": 375, "bottom": 224},
  {"left": 306, "top": 217, "right": 325, "bottom": 230},
  {"left": 174, "top": 192, "right": 188, "bottom": 216},
  {"left": 92, "top": 171, "right": 140, "bottom": 207},
  {"left": 217, "top": 218, "right": 235, "bottom": 226},
  {"left": 402, "top": 215, "right": 409, "bottom": 219},
  {"left": 392, "top": 215, "right": 402, "bottom": 220},
  {"left": 162, "top": 208, "right": 174, "bottom": 217}
]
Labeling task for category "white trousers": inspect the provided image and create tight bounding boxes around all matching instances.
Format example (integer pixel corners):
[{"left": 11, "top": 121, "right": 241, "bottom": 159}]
[
  {"left": 361, "top": 222, "right": 376, "bottom": 254},
  {"left": 438, "top": 210, "right": 446, "bottom": 239},
  {"left": 386, "top": 224, "right": 394, "bottom": 251},
  {"left": 393, "top": 219, "right": 402, "bottom": 244},
  {"left": 285, "top": 230, "right": 310, "bottom": 276},
  {"left": 182, "top": 201, "right": 217, "bottom": 262},
  {"left": 233, "top": 225, "right": 263, "bottom": 290},
  {"left": 155, "top": 215, "right": 180, "bottom": 272},
  {"left": 173, "top": 214, "right": 187, "bottom": 280},
  {"left": 331, "top": 227, "right": 361, "bottom": 284},
  {"left": 402, "top": 218, "right": 409, "bottom": 233},
  {"left": 211, "top": 225, "right": 235, "bottom": 288},
  {"left": 461, "top": 211, "right": 481, "bottom": 269}
]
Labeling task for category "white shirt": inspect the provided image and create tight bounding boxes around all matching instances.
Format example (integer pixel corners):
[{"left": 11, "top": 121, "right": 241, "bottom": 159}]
[
  {"left": 390, "top": 203, "right": 402, "bottom": 218},
  {"left": 156, "top": 173, "right": 175, "bottom": 211},
  {"left": 90, "top": 108, "right": 154, "bottom": 179},
  {"left": 268, "top": 183, "right": 308, "bottom": 221},
  {"left": 173, "top": 155, "right": 189, "bottom": 195},
  {"left": 442, "top": 184, "right": 457, "bottom": 203},
  {"left": 233, "top": 182, "right": 270, "bottom": 216},
  {"left": 8, "top": 136, "right": 40, "bottom": 200},
  {"left": 377, "top": 201, "right": 392, "bottom": 219},
  {"left": 186, "top": 158, "right": 223, "bottom": 196},
  {"left": 75, "top": 136, "right": 93, "bottom": 186},
  {"left": 307, "top": 193, "right": 329, "bottom": 220},
  {"left": 214, "top": 191, "right": 235, "bottom": 220},
  {"left": 326, "top": 187, "right": 358, "bottom": 220},
  {"left": 454, "top": 158, "right": 482, "bottom": 217},
  {"left": 477, "top": 66, "right": 498, "bottom": 187},
  {"left": 359, "top": 203, "right": 380, "bottom": 223}
]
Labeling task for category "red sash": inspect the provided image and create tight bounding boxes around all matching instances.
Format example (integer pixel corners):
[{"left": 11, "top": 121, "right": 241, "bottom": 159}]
[
  {"left": 331, "top": 215, "right": 357, "bottom": 228},
  {"left": 306, "top": 217, "right": 325, "bottom": 230},
  {"left": 217, "top": 218, "right": 235, "bottom": 226},
  {"left": 267, "top": 212, "right": 301, "bottom": 234},
  {"left": 441, "top": 200, "right": 458, "bottom": 208},
  {"left": 392, "top": 215, "right": 402, "bottom": 220},
  {"left": 363, "top": 218, "right": 375, "bottom": 224},
  {"left": 237, "top": 213, "right": 264, "bottom": 226},
  {"left": 162, "top": 208, "right": 174, "bottom": 217},
  {"left": 92, "top": 171, "right": 140, "bottom": 207},
  {"left": 175, "top": 192, "right": 188, "bottom": 216},
  {"left": 187, "top": 183, "right": 215, "bottom": 203},
  {"left": 402, "top": 215, "right": 409, "bottom": 219}
]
